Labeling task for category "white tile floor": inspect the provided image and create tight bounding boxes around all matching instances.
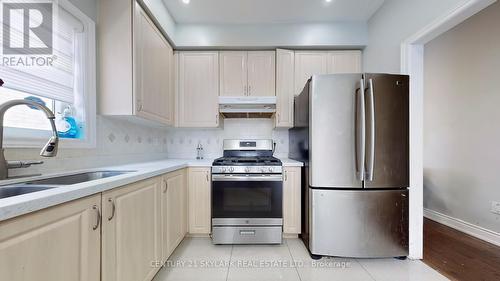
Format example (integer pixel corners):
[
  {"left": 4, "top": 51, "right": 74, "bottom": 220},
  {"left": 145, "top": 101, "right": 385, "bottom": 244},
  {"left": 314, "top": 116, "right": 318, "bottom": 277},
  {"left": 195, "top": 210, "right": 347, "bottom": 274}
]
[{"left": 153, "top": 238, "right": 449, "bottom": 281}]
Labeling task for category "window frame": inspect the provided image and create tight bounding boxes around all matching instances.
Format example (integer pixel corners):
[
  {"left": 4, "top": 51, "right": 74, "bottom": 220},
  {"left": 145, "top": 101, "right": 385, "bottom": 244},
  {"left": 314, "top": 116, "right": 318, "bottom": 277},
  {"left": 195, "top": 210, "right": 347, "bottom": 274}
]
[{"left": 2, "top": 0, "right": 96, "bottom": 149}]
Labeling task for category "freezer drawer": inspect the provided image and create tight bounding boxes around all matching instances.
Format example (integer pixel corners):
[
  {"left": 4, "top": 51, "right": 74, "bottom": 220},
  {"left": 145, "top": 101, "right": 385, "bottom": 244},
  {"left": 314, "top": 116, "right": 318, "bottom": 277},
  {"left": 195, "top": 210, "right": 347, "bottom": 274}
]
[
  {"left": 309, "top": 189, "right": 408, "bottom": 258},
  {"left": 212, "top": 226, "right": 282, "bottom": 245}
]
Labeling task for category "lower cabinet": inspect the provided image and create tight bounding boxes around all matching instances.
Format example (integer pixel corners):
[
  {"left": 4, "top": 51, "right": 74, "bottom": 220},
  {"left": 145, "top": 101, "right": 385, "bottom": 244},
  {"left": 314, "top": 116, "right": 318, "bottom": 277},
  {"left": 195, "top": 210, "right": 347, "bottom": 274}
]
[
  {"left": 161, "top": 169, "right": 187, "bottom": 261},
  {"left": 188, "top": 167, "right": 212, "bottom": 234},
  {"left": 0, "top": 194, "right": 101, "bottom": 281},
  {"left": 283, "top": 167, "right": 302, "bottom": 234},
  {"left": 0, "top": 167, "right": 201, "bottom": 281},
  {"left": 102, "top": 177, "right": 162, "bottom": 281}
]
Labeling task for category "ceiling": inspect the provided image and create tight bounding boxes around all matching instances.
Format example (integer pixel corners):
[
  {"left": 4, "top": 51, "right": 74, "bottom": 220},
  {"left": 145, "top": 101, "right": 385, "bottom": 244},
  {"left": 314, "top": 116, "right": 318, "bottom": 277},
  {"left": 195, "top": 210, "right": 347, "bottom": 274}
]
[{"left": 162, "top": 0, "right": 385, "bottom": 24}]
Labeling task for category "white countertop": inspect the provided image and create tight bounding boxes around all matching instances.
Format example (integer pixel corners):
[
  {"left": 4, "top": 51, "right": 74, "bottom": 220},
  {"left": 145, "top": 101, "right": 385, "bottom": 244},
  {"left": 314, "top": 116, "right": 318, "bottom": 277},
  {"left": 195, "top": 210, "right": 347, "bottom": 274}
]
[{"left": 0, "top": 157, "right": 302, "bottom": 222}]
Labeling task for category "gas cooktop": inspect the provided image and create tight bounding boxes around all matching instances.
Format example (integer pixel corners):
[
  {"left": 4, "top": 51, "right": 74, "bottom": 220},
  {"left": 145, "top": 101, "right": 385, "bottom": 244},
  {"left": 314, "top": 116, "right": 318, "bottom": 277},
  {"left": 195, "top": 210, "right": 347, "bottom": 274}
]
[{"left": 212, "top": 156, "right": 282, "bottom": 166}]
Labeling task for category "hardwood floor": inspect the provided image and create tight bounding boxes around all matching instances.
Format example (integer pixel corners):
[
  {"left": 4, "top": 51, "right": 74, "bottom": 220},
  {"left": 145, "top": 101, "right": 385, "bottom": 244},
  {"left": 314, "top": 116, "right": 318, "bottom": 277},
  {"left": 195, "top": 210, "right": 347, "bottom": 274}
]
[{"left": 423, "top": 218, "right": 500, "bottom": 281}]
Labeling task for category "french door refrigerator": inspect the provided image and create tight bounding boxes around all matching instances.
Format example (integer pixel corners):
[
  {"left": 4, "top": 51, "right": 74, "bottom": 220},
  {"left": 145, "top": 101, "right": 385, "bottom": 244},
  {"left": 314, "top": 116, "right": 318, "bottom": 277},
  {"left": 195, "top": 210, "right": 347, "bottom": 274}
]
[{"left": 289, "top": 73, "right": 409, "bottom": 258}]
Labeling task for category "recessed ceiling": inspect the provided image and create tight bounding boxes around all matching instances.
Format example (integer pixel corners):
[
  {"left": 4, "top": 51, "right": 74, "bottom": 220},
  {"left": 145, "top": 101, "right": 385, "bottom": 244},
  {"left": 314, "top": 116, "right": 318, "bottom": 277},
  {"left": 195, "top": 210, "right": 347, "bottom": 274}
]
[{"left": 162, "top": 0, "right": 385, "bottom": 24}]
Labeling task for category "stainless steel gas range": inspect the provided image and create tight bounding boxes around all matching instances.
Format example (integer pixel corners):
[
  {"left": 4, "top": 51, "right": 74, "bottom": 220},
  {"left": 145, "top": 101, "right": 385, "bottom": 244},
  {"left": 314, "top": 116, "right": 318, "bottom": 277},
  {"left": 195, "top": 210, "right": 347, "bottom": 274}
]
[{"left": 211, "top": 139, "right": 283, "bottom": 245}]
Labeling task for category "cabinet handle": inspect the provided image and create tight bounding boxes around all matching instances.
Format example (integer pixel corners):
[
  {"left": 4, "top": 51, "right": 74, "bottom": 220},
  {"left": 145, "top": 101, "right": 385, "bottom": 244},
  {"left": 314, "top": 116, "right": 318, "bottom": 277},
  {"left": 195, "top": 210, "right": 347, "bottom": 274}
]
[
  {"left": 107, "top": 198, "right": 115, "bottom": 221},
  {"left": 206, "top": 172, "right": 209, "bottom": 182},
  {"left": 284, "top": 170, "right": 288, "bottom": 181},
  {"left": 244, "top": 85, "right": 247, "bottom": 96},
  {"left": 216, "top": 114, "right": 219, "bottom": 125},
  {"left": 248, "top": 85, "right": 251, "bottom": 96},
  {"left": 163, "top": 180, "right": 168, "bottom": 193},
  {"left": 92, "top": 205, "right": 101, "bottom": 230}
]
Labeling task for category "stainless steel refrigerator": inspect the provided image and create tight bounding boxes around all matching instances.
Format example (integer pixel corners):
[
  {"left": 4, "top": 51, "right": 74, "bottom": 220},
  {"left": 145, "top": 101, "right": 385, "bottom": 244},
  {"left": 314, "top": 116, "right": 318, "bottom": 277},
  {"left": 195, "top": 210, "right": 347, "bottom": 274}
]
[{"left": 289, "top": 73, "right": 409, "bottom": 258}]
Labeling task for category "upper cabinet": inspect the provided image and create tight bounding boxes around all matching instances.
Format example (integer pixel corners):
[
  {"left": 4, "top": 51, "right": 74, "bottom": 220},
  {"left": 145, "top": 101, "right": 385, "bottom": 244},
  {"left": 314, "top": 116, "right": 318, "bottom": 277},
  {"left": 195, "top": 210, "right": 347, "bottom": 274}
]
[
  {"left": 247, "top": 51, "right": 276, "bottom": 97},
  {"left": 220, "top": 51, "right": 276, "bottom": 96},
  {"left": 276, "top": 50, "right": 362, "bottom": 128},
  {"left": 294, "top": 51, "right": 329, "bottom": 95},
  {"left": 276, "top": 49, "right": 295, "bottom": 128},
  {"left": 327, "top": 51, "right": 362, "bottom": 74},
  {"left": 219, "top": 52, "right": 247, "bottom": 96},
  {"left": 99, "top": 0, "right": 174, "bottom": 126},
  {"left": 177, "top": 52, "right": 220, "bottom": 128}
]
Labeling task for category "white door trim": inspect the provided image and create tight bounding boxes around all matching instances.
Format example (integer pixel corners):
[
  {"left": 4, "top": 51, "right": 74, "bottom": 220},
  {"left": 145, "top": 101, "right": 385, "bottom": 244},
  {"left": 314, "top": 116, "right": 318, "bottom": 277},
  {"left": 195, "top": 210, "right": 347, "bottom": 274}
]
[{"left": 400, "top": 0, "right": 497, "bottom": 260}]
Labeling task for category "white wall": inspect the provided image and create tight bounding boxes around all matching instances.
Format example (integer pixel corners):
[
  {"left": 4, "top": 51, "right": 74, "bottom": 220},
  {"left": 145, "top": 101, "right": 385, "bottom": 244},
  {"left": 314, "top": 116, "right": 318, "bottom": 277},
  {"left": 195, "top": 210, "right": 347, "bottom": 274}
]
[
  {"left": 140, "top": 1, "right": 368, "bottom": 49},
  {"left": 364, "top": 0, "right": 467, "bottom": 73},
  {"left": 173, "top": 22, "right": 367, "bottom": 49},
  {"left": 424, "top": 2, "right": 500, "bottom": 234},
  {"left": 166, "top": 119, "right": 289, "bottom": 159}
]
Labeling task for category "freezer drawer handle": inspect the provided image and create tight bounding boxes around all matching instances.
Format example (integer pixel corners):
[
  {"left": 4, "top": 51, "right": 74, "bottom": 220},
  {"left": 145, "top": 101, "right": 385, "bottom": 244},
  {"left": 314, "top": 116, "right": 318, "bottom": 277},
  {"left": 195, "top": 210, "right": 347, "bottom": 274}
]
[{"left": 239, "top": 230, "right": 256, "bottom": 236}]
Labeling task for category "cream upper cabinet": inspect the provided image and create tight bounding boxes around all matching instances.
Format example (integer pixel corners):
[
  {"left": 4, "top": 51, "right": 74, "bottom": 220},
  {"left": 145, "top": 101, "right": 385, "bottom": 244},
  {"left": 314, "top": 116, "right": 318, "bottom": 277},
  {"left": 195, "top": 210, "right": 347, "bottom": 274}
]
[
  {"left": 99, "top": 0, "right": 174, "bottom": 126},
  {"left": 328, "top": 51, "right": 362, "bottom": 74},
  {"left": 220, "top": 51, "right": 276, "bottom": 96},
  {"left": 0, "top": 194, "right": 101, "bottom": 281},
  {"left": 188, "top": 167, "right": 212, "bottom": 235},
  {"left": 135, "top": 4, "right": 174, "bottom": 124},
  {"left": 220, "top": 51, "right": 248, "bottom": 96},
  {"left": 177, "top": 52, "right": 220, "bottom": 128},
  {"left": 161, "top": 169, "right": 187, "bottom": 261},
  {"left": 294, "top": 51, "right": 328, "bottom": 95},
  {"left": 247, "top": 51, "right": 276, "bottom": 96},
  {"left": 283, "top": 167, "right": 301, "bottom": 234},
  {"left": 275, "top": 49, "right": 295, "bottom": 128},
  {"left": 102, "top": 177, "right": 162, "bottom": 281}
]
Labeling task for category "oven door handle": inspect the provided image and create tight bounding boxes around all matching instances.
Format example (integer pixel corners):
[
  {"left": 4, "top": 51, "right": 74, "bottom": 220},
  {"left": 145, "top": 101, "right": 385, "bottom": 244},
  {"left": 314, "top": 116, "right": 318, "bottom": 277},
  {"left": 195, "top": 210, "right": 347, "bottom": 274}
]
[{"left": 212, "top": 175, "right": 283, "bottom": 182}]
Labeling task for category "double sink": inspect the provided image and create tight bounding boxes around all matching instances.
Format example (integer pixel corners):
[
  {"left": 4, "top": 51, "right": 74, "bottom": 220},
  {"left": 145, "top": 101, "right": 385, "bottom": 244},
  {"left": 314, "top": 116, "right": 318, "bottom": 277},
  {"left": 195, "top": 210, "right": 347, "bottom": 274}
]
[{"left": 0, "top": 170, "right": 135, "bottom": 199}]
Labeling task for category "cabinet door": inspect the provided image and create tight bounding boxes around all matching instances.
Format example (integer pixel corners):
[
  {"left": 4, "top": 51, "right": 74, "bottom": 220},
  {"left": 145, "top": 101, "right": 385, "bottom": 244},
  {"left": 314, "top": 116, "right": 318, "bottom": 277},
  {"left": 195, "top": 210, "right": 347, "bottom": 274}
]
[
  {"left": 219, "top": 51, "right": 248, "bottom": 96},
  {"left": 161, "top": 170, "right": 186, "bottom": 261},
  {"left": 102, "top": 177, "right": 162, "bottom": 281},
  {"left": 294, "top": 51, "right": 328, "bottom": 95},
  {"left": 247, "top": 51, "right": 276, "bottom": 96},
  {"left": 283, "top": 167, "right": 301, "bottom": 234},
  {"left": 178, "top": 52, "right": 220, "bottom": 127},
  {"left": 276, "top": 49, "right": 295, "bottom": 128},
  {"left": 327, "top": 51, "right": 362, "bottom": 74},
  {"left": 134, "top": 3, "right": 173, "bottom": 125},
  {"left": 0, "top": 194, "right": 101, "bottom": 281},
  {"left": 188, "top": 168, "right": 211, "bottom": 234}
]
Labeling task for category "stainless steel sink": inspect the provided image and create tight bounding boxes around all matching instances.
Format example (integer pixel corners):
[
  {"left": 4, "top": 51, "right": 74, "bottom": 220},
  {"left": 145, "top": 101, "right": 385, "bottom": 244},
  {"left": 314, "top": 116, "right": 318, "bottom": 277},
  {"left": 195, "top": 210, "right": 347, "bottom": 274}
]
[
  {"left": 22, "top": 170, "right": 135, "bottom": 186},
  {"left": 0, "top": 170, "right": 135, "bottom": 199},
  {"left": 0, "top": 185, "right": 56, "bottom": 199}
]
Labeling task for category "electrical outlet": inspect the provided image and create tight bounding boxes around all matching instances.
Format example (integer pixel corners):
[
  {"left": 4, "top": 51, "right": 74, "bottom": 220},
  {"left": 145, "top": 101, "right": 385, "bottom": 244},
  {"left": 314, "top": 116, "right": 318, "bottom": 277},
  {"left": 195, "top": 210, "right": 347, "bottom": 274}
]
[{"left": 491, "top": 201, "right": 500, "bottom": 215}]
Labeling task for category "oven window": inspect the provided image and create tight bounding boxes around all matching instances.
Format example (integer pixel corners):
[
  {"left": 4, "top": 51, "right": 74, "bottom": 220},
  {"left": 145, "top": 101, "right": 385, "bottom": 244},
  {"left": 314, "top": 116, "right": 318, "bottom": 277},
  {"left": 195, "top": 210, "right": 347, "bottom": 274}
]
[
  {"left": 212, "top": 180, "right": 282, "bottom": 218},
  {"left": 223, "top": 188, "right": 272, "bottom": 212}
]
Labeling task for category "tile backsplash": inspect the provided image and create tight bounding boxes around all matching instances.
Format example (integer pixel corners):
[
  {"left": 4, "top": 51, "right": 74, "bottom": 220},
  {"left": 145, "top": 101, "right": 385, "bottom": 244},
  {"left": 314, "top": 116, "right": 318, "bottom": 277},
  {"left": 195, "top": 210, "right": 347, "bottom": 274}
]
[
  {"left": 5, "top": 116, "right": 170, "bottom": 177},
  {"left": 4, "top": 118, "right": 289, "bottom": 177},
  {"left": 166, "top": 119, "right": 289, "bottom": 159}
]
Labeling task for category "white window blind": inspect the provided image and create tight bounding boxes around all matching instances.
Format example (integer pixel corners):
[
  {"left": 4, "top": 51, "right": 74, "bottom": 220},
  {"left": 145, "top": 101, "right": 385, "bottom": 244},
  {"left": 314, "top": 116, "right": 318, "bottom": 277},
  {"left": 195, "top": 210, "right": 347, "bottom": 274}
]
[{"left": 0, "top": 6, "right": 83, "bottom": 103}]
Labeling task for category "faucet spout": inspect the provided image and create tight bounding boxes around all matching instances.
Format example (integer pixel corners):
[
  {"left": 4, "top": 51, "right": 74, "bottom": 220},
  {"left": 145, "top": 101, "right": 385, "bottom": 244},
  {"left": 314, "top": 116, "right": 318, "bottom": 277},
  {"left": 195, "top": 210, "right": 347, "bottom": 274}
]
[{"left": 0, "top": 99, "right": 59, "bottom": 180}]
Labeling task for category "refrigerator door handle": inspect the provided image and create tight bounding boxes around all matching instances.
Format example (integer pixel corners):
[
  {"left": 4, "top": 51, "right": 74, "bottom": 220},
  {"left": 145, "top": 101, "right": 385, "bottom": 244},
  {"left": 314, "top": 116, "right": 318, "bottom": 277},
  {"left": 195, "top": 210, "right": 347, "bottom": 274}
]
[
  {"left": 356, "top": 79, "right": 366, "bottom": 181},
  {"left": 366, "top": 78, "right": 376, "bottom": 181}
]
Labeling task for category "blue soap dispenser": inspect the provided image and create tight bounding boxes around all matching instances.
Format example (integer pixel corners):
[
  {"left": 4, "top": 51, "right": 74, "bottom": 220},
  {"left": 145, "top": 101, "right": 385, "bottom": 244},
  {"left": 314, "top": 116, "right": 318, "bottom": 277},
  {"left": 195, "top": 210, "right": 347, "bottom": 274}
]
[{"left": 57, "top": 106, "right": 79, "bottom": 138}]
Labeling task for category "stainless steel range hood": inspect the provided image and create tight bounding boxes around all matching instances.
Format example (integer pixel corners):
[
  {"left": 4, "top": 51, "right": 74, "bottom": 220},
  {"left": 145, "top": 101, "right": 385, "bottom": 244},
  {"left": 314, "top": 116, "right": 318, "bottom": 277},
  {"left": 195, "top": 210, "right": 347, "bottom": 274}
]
[{"left": 219, "top": 97, "right": 276, "bottom": 118}]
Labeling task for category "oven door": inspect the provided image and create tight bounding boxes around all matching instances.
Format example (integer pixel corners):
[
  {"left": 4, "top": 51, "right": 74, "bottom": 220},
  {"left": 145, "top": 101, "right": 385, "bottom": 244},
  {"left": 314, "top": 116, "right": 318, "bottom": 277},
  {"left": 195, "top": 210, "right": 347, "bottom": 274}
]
[{"left": 212, "top": 174, "right": 283, "bottom": 219}]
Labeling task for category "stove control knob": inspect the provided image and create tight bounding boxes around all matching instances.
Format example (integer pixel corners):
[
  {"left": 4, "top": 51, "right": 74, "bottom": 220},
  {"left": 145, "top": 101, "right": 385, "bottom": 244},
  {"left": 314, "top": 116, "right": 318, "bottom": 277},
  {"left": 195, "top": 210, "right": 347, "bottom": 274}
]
[
  {"left": 268, "top": 167, "right": 274, "bottom": 173},
  {"left": 229, "top": 167, "right": 235, "bottom": 173},
  {"left": 261, "top": 167, "right": 267, "bottom": 173},
  {"left": 221, "top": 167, "right": 227, "bottom": 173},
  {"left": 245, "top": 167, "right": 251, "bottom": 173}
]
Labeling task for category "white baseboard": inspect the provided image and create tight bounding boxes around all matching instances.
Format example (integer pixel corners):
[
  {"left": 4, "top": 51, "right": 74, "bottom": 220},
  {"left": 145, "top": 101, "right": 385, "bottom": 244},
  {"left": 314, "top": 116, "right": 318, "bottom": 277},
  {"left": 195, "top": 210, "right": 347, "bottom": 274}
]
[{"left": 424, "top": 208, "right": 500, "bottom": 247}]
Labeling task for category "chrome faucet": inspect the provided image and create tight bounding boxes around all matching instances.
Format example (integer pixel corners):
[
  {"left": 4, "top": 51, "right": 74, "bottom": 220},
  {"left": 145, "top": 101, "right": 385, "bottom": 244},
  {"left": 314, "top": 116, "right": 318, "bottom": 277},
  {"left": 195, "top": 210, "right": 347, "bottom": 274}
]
[{"left": 0, "top": 99, "right": 59, "bottom": 180}]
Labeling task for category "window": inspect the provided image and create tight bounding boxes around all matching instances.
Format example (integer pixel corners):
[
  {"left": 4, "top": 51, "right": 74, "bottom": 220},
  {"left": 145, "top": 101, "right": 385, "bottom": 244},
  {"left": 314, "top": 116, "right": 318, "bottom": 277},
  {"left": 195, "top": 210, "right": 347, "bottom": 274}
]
[{"left": 0, "top": 0, "right": 96, "bottom": 148}]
